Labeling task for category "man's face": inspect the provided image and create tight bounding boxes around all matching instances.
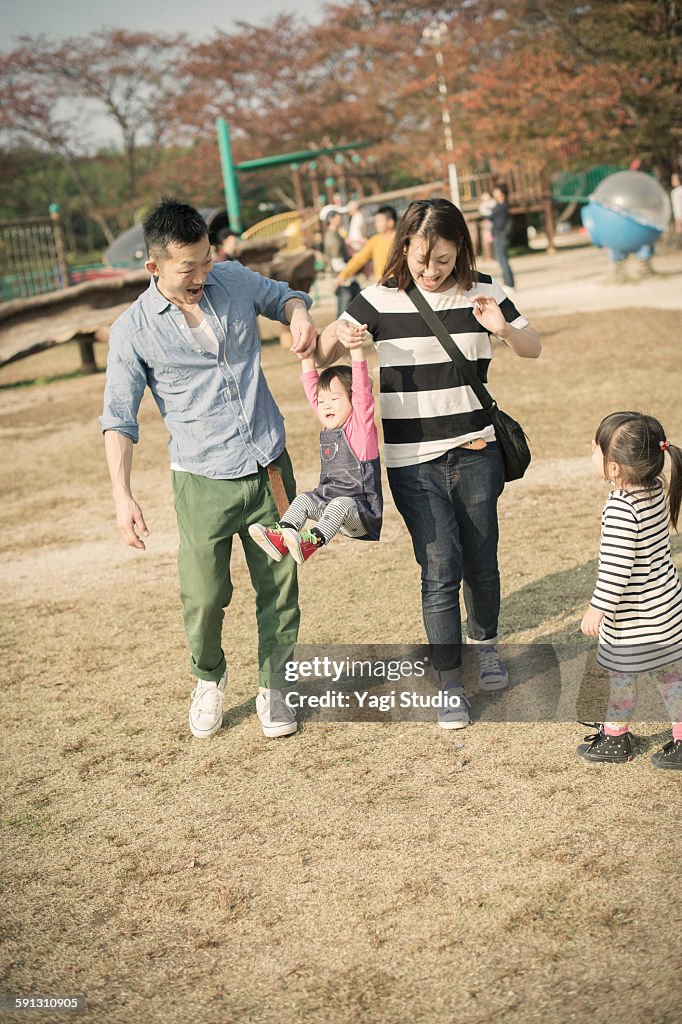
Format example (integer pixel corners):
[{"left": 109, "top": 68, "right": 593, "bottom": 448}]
[
  {"left": 492, "top": 188, "right": 505, "bottom": 204},
  {"left": 146, "top": 235, "right": 213, "bottom": 307},
  {"left": 374, "top": 213, "right": 393, "bottom": 234},
  {"left": 327, "top": 213, "right": 342, "bottom": 231}
]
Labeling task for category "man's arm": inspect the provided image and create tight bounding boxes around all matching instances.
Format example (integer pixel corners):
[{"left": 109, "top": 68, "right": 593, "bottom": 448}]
[
  {"left": 285, "top": 297, "right": 318, "bottom": 358},
  {"left": 104, "top": 430, "right": 149, "bottom": 550}
]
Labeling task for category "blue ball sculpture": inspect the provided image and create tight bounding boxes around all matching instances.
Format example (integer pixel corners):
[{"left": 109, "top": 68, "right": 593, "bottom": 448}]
[{"left": 581, "top": 170, "right": 671, "bottom": 253}]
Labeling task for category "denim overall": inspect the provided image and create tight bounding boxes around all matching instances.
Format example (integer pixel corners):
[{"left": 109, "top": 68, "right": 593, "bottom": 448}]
[{"left": 304, "top": 426, "right": 383, "bottom": 541}]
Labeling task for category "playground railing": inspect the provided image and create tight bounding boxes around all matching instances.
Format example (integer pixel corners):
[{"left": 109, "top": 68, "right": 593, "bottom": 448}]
[{"left": 241, "top": 212, "right": 305, "bottom": 252}]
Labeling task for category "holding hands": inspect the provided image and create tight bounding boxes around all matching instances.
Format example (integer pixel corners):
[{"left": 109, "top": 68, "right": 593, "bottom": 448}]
[{"left": 336, "top": 319, "right": 368, "bottom": 350}]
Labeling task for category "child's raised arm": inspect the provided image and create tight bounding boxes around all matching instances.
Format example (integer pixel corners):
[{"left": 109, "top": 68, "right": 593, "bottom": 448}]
[
  {"left": 300, "top": 356, "right": 320, "bottom": 412},
  {"left": 346, "top": 349, "right": 379, "bottom": 461}
]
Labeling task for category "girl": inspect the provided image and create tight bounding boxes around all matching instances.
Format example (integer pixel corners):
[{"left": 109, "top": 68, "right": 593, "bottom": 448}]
[
  {"left": 249, "top": 345, "right": 382, "bottom": 565},
  {"left": 315, "top": 198, "right": 541, "bottom": 729},
  {"left": 578, "top": 412, "right": 682, "bottom": 769}
]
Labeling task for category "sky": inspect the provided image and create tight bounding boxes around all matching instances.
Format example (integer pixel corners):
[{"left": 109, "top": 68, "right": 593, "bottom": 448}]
[{"left": 0, "top": 0, "right": 324, "bottom": 50}]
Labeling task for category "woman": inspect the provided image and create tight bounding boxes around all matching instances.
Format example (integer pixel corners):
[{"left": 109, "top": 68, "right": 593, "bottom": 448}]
[{"left": 316, "top": 199, "right": 541, "bottom": 729}]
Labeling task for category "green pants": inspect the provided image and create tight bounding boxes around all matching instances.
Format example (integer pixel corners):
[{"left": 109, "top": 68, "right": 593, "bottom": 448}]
[{"left": 172, "top": 451, "right": 299, "bottom": 688}]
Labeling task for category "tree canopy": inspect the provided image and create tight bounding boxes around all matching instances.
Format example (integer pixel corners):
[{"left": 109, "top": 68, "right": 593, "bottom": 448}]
[{"left": 0, "top": 0, "right": 678, "bottom": 248}]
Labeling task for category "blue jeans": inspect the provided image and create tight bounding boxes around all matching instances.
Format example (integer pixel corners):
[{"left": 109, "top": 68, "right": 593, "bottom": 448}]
[
  {"left": 492, "top": 232, "right": 515, "bottom": 288},
  {"left": 388, "top": 443, "right": 505, "bottom": 672},
  {"left": 336, "top": 281, "right": 361, "bottom": 317}
]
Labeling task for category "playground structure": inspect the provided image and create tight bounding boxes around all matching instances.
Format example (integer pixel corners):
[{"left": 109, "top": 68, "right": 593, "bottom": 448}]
[
  {"left": 1, "top": 124, "right": 637, "bottom": 378},
  {"left": 217, "top": 117, "right": 561, "bottom": 253},
  {"left": 0, "top": 239, "right": 315, "bottom": 375},
  {"left": 0, "top": 208, "right": 69, "bottom": 301},
  {"left": 580, "top": 170, "right": 671, "bottom": 253}
]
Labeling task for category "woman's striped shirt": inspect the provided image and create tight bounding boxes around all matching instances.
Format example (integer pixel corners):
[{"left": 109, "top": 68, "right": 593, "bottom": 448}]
[
  {"left": 591, "top": 485, "right": 682, "bottom": 672},
  {"left": 342, "top": 273, "right": 527, "bottom": 468}
]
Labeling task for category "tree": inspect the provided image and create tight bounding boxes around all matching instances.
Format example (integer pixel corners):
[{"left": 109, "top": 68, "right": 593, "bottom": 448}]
[{"left": 0, "top": 30, "right": 188, "bottom": 240}]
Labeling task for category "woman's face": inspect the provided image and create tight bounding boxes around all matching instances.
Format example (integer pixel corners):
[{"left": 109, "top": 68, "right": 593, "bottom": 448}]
[{"left": 406, "top": 235, "right": 458, "bottom": 292}]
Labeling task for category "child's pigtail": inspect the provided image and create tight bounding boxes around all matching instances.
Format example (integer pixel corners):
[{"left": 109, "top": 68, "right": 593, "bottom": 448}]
[{"left": 664, "top": 441, "right": 682, "bottom": 530}]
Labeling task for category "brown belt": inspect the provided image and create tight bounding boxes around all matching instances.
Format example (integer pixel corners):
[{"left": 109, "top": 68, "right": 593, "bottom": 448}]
[{"left": 267, "top": 462, "right": 290, "bottom": 518}]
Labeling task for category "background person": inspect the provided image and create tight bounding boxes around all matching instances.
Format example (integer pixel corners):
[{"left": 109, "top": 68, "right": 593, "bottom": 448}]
[
  {"left": 346, "top": 199, "right": 368, "bottom": 253},
  {"left": 323, "top": 208, "right": 360, "bottom": 316},
  {"left": 487, "top": 183, "right": 515, "bottom": 290},
  {"left": 100, "top": 198, "right": 317, "bottom": 741},
  {"left": 670, "top": 171, "right": 682, "bottom": 244},
  {"left": 213, "top": 228, "right": 240, "bottom": 262},
  {"left": 335, "top": 205, "right": 397, "bottom": 289},
  {"left": 317, "top": 198, "right": 541, "bottom": 730}
]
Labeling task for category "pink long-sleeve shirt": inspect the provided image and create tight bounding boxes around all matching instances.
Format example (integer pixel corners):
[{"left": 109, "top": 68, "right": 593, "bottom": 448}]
[{"left": 301, "top": 359, "right": 379, "bottom": 462}]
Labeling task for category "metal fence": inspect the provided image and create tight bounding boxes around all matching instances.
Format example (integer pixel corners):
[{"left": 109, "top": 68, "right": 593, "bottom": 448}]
[{"left": 0, "top": 216, "right": 69, "bottom": 302}]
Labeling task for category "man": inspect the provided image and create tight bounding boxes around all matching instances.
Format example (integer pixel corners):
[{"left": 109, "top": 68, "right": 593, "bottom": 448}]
[
  {"left": 488, "top": 183, "right": 515, "bottom": 290},
  {"left": 323, "top": 208, "right": 360, "bottom": 316},
  {"left": 334, "top": 205, "right": 397, "bottom": 288},
  {"left": 100, "top": 198, "right": 317, "bottom": 740}
]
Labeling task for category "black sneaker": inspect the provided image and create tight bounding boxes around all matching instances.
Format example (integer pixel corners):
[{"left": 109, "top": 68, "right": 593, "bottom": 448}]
[
  {"left": 651, "top": 737, "right": 682, "bottom": 771},
  {"left": 576, "top": 723, "right": 633, "bottom": 763}
]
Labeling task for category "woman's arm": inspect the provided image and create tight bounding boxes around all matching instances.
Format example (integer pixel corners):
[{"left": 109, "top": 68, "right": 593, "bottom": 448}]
[
  {"left": 496, "top": 321, "right": 542, "bottom": 359},
  {"left": 470, "top": 294, "right": 541, "bottom": 358}
]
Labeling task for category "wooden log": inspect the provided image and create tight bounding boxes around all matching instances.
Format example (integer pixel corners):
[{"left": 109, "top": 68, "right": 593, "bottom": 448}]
[
  {"left": 0, "top": 247, "right": 316, "bottom": 370},
  {"left": 75, "top": 333, "right": 99, "bottom": 374}
]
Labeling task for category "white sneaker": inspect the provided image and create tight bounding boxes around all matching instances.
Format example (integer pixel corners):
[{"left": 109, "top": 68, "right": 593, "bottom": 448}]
[
  {"left": 189, "top": 673, "right": 226, "bottom": 738},
  {"left": 256, "top": 687, "right": 298, "bottom": 738},
  {"left": 437, "top": 685, "right": 470, "bottom": 730},
  {"left": 474, "top": 646, "right": 509, "bottom": 691}
]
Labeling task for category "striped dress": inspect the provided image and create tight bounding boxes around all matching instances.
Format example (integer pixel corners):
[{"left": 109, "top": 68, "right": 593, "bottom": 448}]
[
  {"left": 590, "top": 485, "right": 682, "bottom": 672},
  {"left": 342, "top": 273, "right": 527, "bottom": 468}
]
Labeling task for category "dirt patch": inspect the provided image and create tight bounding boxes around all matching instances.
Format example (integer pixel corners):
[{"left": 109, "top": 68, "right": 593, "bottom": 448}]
[{"left": 1, "top": 303, "right": 681, "bottom": 1024}]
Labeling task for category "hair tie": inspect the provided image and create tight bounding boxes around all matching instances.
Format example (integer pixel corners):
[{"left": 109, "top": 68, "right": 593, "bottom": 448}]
[{"left": 660, "top": 440, "right": 671, "bottom": 451}]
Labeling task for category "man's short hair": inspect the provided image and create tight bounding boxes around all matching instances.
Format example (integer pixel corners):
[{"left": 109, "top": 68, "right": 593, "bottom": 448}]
[
  {"left": 376, "top": 205, "right": 397, "bottom": 225},
  {"left": 143, "top": 198, "right": 208, "bottom": 261},
  {"left": 493, "top": 182, "right": 509, "bottom": 199}
]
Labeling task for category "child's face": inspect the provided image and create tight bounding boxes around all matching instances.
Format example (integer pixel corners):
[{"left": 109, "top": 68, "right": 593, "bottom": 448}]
[
  {"left": 317, "top": 378, "right": 352, "bottom": 430},
  {"left": 591, "top": 440, "right": 606, "bottom": 479}
]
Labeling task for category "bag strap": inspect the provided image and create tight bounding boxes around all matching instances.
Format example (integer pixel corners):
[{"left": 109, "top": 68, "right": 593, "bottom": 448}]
[{"left": 406, "top": 282, "right": 495, "bottom": 413}]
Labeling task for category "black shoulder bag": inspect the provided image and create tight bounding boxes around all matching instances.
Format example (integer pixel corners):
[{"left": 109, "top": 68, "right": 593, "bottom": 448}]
[{"left": 406, "top": 282, "right": 531, "bottom": 482}]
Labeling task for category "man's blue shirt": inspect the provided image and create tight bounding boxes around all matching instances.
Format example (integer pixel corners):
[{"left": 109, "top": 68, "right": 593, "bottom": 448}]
[{"left": 99, "top": 261, "right": 312, "bottom": 479}]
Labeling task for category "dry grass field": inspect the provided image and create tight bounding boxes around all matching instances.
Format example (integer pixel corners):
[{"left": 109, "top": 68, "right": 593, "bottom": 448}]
[{"left": 2, "top": 248, "right": 681, "bottom": 1024}]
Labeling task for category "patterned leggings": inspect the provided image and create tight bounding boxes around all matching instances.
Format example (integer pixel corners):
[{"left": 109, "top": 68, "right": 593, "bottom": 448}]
[
  {"left": 605, "top": 659, "right": 682, "bottom": 731},
  {"left": 280, "top": 494, "right": 367, "bottom": 544}
]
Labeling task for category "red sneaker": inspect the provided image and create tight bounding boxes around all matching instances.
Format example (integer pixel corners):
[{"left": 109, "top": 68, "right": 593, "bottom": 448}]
[
  {"left": 281, "top": 527, "right": 323, "bottom": 565},
  {"left": 248, "top": 523, "right": 289, "bottom": 561}
]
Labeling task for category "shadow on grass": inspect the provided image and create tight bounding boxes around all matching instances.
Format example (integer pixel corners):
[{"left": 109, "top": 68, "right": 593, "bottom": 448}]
[
  {"left": 0, "top": 368, "right": 102, "bottom": 390},
  {"left": 218, "top": 532, "right": 682, "bottom": 731}
]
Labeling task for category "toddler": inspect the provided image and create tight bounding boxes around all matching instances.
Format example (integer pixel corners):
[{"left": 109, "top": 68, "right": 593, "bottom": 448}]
[
  {"left": 577, "top": 412, "right": 682, "bottom": 769},
  {"left": 249, "top": 344, "right": 382, "bottom": 564}
]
